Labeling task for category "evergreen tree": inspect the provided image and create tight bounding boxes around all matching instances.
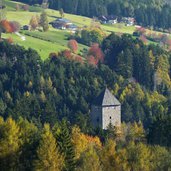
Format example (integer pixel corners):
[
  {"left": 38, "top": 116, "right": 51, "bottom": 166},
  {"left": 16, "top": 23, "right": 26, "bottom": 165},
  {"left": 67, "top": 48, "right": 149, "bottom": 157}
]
[{"left": 56, "top": 120, "right": 76, "bottom": 171}]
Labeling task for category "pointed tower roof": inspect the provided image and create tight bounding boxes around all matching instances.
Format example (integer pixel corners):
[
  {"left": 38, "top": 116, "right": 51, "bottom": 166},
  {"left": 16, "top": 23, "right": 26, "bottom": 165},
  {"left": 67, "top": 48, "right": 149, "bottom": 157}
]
[{"left": 93, "top": 88, "right": 120, "bottom": 106}]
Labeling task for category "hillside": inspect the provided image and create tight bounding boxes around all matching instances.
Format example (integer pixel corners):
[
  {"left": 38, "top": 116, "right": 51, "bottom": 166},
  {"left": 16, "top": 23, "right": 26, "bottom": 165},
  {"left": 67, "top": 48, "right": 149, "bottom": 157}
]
[
  {"left": 0, "top": 1, "right": 171, "bottom": 170},
  {"left": 13, "top": 0, "right": 171, "bottom": 29},
  {"left": 0, "top": 40, "right": 171, "bottom": 170},
  {"left": 2, "top": 0, "right": 171, "bottom": 59},
  {"left": 0, "top": 0, "right": 141, "bottom": 60}
]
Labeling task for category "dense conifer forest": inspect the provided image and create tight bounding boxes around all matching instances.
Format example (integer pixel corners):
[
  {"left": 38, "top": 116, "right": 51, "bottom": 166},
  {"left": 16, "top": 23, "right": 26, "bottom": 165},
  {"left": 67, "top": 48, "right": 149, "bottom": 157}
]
[
  {"left": 1, "top": 0, "right": 171, "bottom": 167},
  {"left": 0, "top": 32, "right": 171, "bottom": 169}
]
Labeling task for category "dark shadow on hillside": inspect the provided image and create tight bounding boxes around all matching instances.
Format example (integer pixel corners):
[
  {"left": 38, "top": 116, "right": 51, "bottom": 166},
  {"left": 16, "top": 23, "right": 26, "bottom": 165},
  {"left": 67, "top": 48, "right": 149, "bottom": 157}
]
[{"left": 49, "top": 16, "right": 61, "bottom": 19}]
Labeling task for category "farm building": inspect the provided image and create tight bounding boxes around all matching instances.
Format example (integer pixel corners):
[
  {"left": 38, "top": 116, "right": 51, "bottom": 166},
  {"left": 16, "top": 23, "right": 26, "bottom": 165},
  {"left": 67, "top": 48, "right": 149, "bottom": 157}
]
[{"left": 50, "top": 18, "right": 78, "bottom": 31}]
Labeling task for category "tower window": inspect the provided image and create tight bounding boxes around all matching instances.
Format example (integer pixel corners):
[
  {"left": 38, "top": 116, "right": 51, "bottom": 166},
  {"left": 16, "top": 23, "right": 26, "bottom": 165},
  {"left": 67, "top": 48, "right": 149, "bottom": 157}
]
[
  {"left": 97, "top": 117, "right": 99, "bottom": 122},
  {"left": 110, "top": 116, "right": 112, "bottom": 119}
]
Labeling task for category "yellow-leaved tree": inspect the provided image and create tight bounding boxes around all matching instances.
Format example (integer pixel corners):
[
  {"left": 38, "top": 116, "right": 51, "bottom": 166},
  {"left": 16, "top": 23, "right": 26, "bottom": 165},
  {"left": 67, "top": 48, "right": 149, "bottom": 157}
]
[{"left": 34, "top": 123, "right": 64, "bottom": 171}]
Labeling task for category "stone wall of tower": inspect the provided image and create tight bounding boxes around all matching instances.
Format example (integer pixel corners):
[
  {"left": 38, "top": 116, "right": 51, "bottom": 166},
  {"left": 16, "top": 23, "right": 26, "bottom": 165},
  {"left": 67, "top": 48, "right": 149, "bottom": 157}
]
[
  {"left": 90, "top": 105, "right": 102, "bottom": 128},
  {"left": 102, "top": 105, "right": 121, "bottom": 130}
]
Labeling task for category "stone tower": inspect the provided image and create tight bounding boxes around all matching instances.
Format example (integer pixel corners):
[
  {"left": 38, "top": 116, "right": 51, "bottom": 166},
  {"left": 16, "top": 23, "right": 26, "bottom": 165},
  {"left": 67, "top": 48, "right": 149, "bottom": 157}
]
[{"left": 90, "top": 88, "right": 121, "bottom": 130}]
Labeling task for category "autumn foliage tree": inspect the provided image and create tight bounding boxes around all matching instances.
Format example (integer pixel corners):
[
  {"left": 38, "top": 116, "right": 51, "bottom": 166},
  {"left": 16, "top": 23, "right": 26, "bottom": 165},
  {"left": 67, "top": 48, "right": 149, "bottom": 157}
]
[
  {"left": 139, "top": 35, "right": 148, "bottom": 44},
  {"left": 22, "top": 5, "right": 29, "bottom": 11},
  {"left": 0, "top": 20, "right": 21, "bottom": 39},
  {"left": 87, "top": 43, "right": 104, "bottom": 65},
  {"left": 0, "top": 117, "right": 21, "bottom": 170},
  {"left": 75, "top": 55, "right": 83, "bottom": 64},
  {"left": 34, "top": 124, "right": 64, "bottom": 171},
  {"left": 62, "top": 49, "right": 72, "bottom": 59},
  {"left": 29, "top": 16, "right": 39, "bottom": 30},
  {"left": 39, "top": 11, "right": 49, "bottom": 32},
  {"left": 10, "top": 21, "right": 20, "bottom": 32},
  {"left": 68, "top": 39, "right": 78, "bottom": 53},
  {"left": 71, "top": 126, "right": 101, "bottom": 159},
  {"left": 15, "top": 4, "right": 20, "bottom": 11},
  {"left": 0, "top": 20, "right": 12, "bottom": 33},
  {"left": 0, "top": 20, "right": 11, "bottom": 39},
  {"left": 6, "top": 37, "right": 14, "bottom": 44}
]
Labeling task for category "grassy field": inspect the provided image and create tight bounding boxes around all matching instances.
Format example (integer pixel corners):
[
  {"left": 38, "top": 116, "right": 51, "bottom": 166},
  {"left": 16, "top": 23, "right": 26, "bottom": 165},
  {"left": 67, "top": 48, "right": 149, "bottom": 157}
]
[
  {"left": 2, "top": 32, "right": 67, "bottom": 60},
  {"left": 3, "top": 0, "right": 89, "bottom": 60}
]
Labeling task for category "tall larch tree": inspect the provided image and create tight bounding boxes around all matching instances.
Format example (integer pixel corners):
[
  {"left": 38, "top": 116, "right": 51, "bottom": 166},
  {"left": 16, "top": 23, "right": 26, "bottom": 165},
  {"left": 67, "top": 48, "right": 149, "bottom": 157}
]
[
  {"left": 18, "top": 118, "right": 38, "bottom": 170},
  {"left": 34, "top": 123, "right": 64, "bottom": 171},
  {"left": 0, "top": 117, "right": 21, "bottom": 170}
]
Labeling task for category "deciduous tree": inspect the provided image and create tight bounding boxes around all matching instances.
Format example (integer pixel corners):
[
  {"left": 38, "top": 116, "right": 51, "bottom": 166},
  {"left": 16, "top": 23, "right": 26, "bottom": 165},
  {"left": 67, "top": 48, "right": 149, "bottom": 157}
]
[
  {"left": 34, "top": 124, "right": 64, "bottom": 171},
  {"left": 68, "top": 39, "right": 78, "bottom": 53},
  {"left": 40, "top": 11, "right": 49, "bottom": 32}
]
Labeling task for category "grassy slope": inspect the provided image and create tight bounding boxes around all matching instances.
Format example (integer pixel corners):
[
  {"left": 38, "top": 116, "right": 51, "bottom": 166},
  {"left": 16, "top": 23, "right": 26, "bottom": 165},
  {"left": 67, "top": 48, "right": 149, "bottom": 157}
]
[
  {"left": 2, "top": 33, "right": 67, "bottom": 60},
  {"left": 3, "top": 0, "right": 89, "bottom": 59}
]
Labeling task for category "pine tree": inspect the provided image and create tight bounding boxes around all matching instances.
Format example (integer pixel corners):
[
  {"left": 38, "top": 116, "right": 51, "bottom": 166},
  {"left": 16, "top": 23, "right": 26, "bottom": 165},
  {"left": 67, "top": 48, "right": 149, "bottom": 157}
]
[
  {"left": 34, "top": 123, "right": 64, "bottom": 171},
  {"left": 57, "top": 120, "right": 76, "bottom": 171}
]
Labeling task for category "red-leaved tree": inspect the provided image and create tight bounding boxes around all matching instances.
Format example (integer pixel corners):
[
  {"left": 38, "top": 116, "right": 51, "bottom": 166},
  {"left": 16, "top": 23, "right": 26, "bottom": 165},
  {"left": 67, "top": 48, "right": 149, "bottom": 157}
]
[
  {"left": 68, "top": 39, "right": 78, "bottom": 53},
  {"left": 10, "top": 21, "right": 20, "bottom": 32},
  {"left": 75, "top": 55, "right": 83, "bottom": 64},
  {"left": 87, "top": 43, "right": 104, "bottom": 65},
  {"left": 136, "top": 27, "right": 146, "bottom": 35},
  {"left": 87, "top": 55, "right": 98, "bottom": 66},
  {"left": 62, "top": 49, "right": 72, "bottom": 59},
  {"left": 140, "top": 35, "right": 148, "bottom": 44},
  {"left": 0, "top": 20, "right": 13, "bottom": 33}
]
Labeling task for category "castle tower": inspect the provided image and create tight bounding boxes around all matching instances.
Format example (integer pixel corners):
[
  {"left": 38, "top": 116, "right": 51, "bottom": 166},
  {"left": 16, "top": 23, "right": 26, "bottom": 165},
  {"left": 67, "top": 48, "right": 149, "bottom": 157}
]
[{"left": 90, "top": 88, "right": 121, "bottom": 130}]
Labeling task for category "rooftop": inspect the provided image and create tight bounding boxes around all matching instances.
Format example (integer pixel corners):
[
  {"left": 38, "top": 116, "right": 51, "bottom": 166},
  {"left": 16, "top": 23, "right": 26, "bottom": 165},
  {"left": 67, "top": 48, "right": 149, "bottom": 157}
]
[{"left": 93, "top": 88, "right": 120, "bottom": 106}]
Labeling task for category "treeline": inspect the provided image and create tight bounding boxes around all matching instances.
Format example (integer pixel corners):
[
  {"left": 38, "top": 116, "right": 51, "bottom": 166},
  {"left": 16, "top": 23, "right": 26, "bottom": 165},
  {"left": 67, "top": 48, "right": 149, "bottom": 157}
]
[
  {"left": 14, "top": 0, "right": 171, "bottom": 29},
  {"left": 102, "top": 33, "right": 171, "bottom": 91},
  {"left": 0, "top": 116, "right": 171, "bottom": 171}
]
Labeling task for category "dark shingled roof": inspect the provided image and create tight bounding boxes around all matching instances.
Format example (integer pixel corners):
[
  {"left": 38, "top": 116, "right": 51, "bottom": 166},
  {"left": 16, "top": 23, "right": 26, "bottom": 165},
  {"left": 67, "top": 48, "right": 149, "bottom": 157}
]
[{"left": 93, "top": 88, "right": 120, "bottom": 106}]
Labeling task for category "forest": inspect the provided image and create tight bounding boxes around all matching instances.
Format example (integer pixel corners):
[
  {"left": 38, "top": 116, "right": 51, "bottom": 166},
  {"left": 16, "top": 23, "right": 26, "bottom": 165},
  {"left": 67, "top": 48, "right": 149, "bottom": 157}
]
[
  {"left": 0, "top": 31, "right": 171, "bottom": 169},
  {"left": 14, "top": 0, "right": 171, "bottom": 29}
]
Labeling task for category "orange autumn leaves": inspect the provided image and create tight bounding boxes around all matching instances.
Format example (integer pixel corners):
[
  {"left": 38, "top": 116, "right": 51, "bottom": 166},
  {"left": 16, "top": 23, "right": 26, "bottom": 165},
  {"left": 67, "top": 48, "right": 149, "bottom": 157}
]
[
  {"left": 87, "top": 43, "right": 104, "bottom": 65},
  {"left": 50, "top": 39, "right": 104, "bottom": 66},
  {"left": 0, "top": 20, "right": 20, "bottom": 43},
  {"left": 71, "top": 126, "right": 101, "bottom": 159},
  {"left": 0, "top": 20, "right": 12, "bottom": 33},
  {"left": 0, "top": 20, "right": 20, "bottom": 33},
  {"left": 66, "top": 40, "right": 104, "bottom": 66},
  {"left": 68, "top": 39, "right": 78, "bottom": 53}
]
